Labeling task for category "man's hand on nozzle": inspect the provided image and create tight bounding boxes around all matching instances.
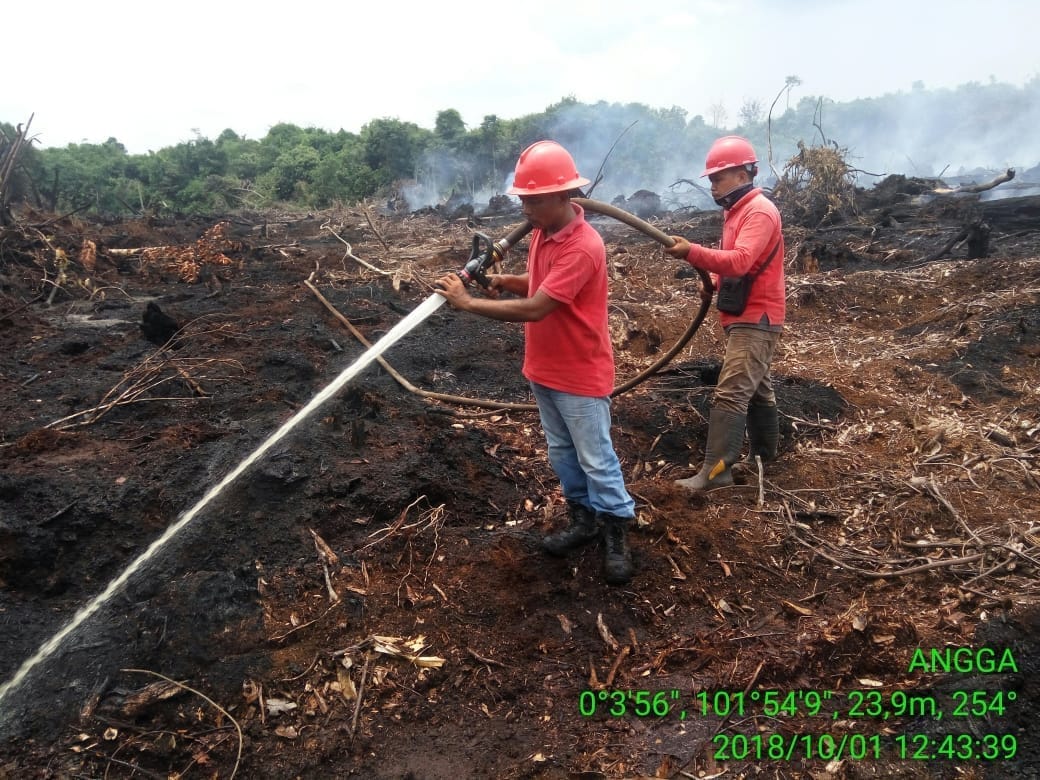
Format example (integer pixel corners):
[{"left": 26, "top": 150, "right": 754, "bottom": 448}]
[
  {"left": 487, "top": 273, "right": 528, "bottom": 297},
  {"left": 664, "top": 236, "right": 692, "bottom": 260},
  {"left": 483, "top": 274, "right": 505, "bottom": 299},
  {"left": 434, "top": 273, "right": 472, "bottom": 309}
]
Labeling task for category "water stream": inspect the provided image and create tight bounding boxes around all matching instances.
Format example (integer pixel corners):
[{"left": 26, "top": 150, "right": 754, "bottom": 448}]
[{"left": 0, "top": 293, "right": 447, "bottom": 714}]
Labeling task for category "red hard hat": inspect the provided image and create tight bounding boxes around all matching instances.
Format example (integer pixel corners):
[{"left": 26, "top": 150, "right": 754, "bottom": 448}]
[
  {"left": 701, "top": 135, "right": 758, "bottom": 178},
  {"left": 507, "top": 140, "right": 590, "bottom": 195}
]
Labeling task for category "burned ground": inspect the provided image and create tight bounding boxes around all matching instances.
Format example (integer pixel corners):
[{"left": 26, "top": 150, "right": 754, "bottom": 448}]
[{"left": 0, "top": 187, "right": 1038, "bottom": 779}]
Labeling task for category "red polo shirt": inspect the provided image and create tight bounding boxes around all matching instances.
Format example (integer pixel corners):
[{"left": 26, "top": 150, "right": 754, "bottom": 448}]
[
  {"left": 685, "top": 188, "right": 785, "bottom": 328},
  {"left": 523, "top": 204, "right": 614, "bottom": 397}
]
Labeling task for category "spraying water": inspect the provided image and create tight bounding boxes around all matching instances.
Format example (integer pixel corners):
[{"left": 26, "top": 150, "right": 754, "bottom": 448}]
[{"left": 0, "top": 293, "right": 447, "bottom": 714}]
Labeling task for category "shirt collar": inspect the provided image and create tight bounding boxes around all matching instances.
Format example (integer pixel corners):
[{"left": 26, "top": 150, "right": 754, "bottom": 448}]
[
  {"left": 726, "top": 187, "right": 762, "bottom": 214},
  {"left": 544, "top": 202, "right": 585, "bottom": 242}
]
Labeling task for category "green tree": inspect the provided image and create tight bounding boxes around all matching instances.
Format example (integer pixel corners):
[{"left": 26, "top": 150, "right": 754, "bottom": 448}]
[
  {"left": 477, "top": 114, "right": 503, "bottom": 186},
  {"left": 264, "top": 144, "right": 321, "bottom": 201},
  {"left": 258, "top": 123, "right": 308, "bottom": 169},
  {"left": 309, "top": 134, "right": 373, "bottom": 205},
  {"left": 434, "top": 109, "right": 466, "bottom": 147},
  {"left": 37, "top": 138, "right": 132, "bottom": 214},
  {"left": 142, "top": 136, "right": 231, "bottom": 214},
  {"left": 15, "top": 78, "right": 1038, "bottom": 216},
  {"left": 215, "top": 129, "right": 260, "bottom": 177},
  {"left": 360, "top": 118, "right": 430, "bottom": 187}
]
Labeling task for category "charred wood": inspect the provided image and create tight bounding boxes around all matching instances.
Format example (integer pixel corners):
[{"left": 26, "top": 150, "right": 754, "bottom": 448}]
[
  {"left": 0, "top": 116, "right": 34, "bottom": 226},
  {"left": 932, "top": 168, "right": 1015, "bottom": 196},
  {"left": 976, "top": 195, "right": 1040, "bottom": 232},
  {"left": 140, "top": 302, "right": 181, "bottom": 347}
]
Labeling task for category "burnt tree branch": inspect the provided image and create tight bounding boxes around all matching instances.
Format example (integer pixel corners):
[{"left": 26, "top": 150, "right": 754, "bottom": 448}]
[
  {"left": 932, "top": 168, "right": 1015, "bottom": 196},
  {"left": 0, "top": 116, "right": 34, "bottom": 226}
]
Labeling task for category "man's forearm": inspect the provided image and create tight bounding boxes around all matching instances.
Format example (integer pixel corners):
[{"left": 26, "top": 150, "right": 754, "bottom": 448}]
[
  {"left": 460, "top": 296, "right": 547, "bottom": 322},
  {"left": 492, "top": 273, "right": 529, "bottom": 296}
]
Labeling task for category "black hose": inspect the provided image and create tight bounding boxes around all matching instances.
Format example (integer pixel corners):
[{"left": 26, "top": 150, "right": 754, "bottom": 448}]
[
  {"left": 447, "top": 199, "right": 712, "bottom": 409},
  {"left": 500, "top": 220, "right": 535, "bottom": 247},
  {"left": 571, "top": 198, "right": 714, "bottom": 397}
]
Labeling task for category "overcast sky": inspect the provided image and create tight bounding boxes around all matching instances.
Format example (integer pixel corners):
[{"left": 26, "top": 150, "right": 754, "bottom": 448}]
[{"left": 5, "top": 0, "right": 1037, "bottom": 154}]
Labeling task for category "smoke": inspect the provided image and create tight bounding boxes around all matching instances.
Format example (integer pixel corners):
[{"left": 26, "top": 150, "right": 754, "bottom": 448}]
[
  {"left": 785, "top": 81, "right": 1040, "bottom": 197},
  {"left": 402, "top": 81, "right": 1040, "bottom": 213},
  {"left": 402, "top": 147, "right": 507, "bottom": 212},
  {"left": 543, "top": 105, "right": 717, "bottom": 211}
]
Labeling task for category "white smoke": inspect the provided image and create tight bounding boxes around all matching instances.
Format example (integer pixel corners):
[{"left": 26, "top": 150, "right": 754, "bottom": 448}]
[{"left": 402, "top": 81, "right": 1040, "bottom": 213}]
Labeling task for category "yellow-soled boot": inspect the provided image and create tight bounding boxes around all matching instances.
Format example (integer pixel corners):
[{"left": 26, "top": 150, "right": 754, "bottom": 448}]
[{"left": 675, "top": 408, "right": 746, "bottom": 492}]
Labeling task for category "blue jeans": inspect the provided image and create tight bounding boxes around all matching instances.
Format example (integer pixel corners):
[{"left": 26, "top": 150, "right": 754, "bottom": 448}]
[{"left": 530, "top": 382, "right": 635, "bottom": 518}]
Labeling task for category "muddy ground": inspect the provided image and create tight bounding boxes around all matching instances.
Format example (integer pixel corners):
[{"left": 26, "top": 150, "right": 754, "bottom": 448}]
[{"left": 0, "top": 189, "right": 1038, "bottom": 779}]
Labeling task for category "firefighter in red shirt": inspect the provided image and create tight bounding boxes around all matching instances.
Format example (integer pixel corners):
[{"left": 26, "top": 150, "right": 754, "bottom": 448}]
[
  {"left": 436, "top": 141, "right": 635, "bottom": 585},
  {"left": 665, "top": 136, "right": 785, "bottom": 491}
]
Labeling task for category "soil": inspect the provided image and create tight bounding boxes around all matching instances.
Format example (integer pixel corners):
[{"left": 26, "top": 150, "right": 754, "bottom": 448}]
[{"left": 0, "top": 190, "right": 1038, "bottom": 779}]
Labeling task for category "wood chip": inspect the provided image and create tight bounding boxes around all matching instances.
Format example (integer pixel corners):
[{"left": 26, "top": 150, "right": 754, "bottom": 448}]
[
  {"left": 309, "top": 528, "right": 340, "bottom": 566},
  {"left": 596, "top": 613, "right": 619, "bottom": 651},
  {"left": 665, "top": 526, "right": 691, "bottom": 555},
  {"left": 781, "top": 599, "right": 814, "bottom": 617},
  {"left": 666, "top": 554, "right": 688, "bottom": 581}
]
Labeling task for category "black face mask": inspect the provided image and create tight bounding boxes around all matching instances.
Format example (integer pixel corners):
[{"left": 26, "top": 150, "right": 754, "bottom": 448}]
[{"left": 714, "top": 181, "right": 755, "bottom": 210}]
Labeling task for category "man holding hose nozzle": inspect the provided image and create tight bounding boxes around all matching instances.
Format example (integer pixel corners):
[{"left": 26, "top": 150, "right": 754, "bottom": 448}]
[
  {"left": 664, "top": 136, "right": 786, "bottom": 492},
  {"left": 435, "top": 140, "right": 636, "bottom": 586}
]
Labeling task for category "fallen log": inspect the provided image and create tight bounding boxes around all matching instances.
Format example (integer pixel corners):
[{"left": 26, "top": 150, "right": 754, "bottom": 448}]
[
  {"left": 977, "top": 193, "right": 1040, "bottom": 232},
  {"left": 932, "top": 168, "right": 1015, "bottom": 196}
]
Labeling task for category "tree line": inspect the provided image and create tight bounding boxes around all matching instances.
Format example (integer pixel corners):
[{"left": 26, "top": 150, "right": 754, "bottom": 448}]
[{"left": 2, "top": 77, "right": 1036, "bottom": 219}]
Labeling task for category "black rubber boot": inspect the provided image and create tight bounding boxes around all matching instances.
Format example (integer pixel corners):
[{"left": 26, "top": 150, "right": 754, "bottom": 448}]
[
  {"left": 600, "top": 514, "right": 634, "bottom": 585},
  {"left": 542, "top": 501, "right": 600, "bottom": 556},
  {"left": 675, "top": 408, "right": 746, "bottom": 492},
  {"left": 745, "top": 403, "right": 779, "bottom": 463}
]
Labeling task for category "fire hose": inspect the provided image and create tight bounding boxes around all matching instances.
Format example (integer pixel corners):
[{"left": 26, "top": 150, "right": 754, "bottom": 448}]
[
  {"left": 0, "top": 201, "right": 711, "bottom": 713},
  {"left": 575, "top": 198, "right": 714, "bottom": 397},
  {"left": 309, "top": 199, "right": 714, "bottom": 412},
  {"left": 455, "top": 197, "right": 714, "bottom": 403}
]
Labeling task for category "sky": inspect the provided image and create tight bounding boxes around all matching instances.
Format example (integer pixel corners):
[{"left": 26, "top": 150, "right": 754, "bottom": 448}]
[{"left": 4, "top": 0, "right": 1037, "bottom": 155}]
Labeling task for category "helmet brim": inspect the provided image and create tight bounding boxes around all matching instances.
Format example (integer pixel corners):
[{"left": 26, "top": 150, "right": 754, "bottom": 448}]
[
  {"left": 507, "top": 175, "right": 591, "bottom": 196},
  {"left": 701, "top": 163, "right": 757, "bottom": 178}
]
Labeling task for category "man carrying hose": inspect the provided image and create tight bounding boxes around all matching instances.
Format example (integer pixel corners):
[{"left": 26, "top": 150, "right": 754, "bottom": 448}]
[
  {"left": 664, "top": 135, "right": 786, "bottom": 491},
  {"left": 436, "top": 140, "right": 635, "bottom": 586}
]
